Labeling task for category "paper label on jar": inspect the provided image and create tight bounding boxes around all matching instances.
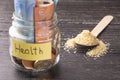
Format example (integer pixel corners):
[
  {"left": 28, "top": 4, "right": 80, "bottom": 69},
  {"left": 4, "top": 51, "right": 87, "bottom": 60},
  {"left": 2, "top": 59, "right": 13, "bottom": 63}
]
[{"left": 11, "top": 39, "right": 51, "bottom": 61}]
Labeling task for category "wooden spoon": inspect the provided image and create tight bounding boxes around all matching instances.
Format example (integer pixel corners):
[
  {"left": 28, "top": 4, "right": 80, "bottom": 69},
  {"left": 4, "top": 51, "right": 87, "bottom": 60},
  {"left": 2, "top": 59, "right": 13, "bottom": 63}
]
[
  {"left": 91, "top": 15, "right": 113, "bottom": 37},
  {"left": 76, "top": 15, "right": 113, "bottom": 46}
]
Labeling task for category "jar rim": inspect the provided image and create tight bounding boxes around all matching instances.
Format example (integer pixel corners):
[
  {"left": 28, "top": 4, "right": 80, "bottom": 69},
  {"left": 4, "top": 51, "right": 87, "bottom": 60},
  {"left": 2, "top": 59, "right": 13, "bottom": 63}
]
[
  {"left": 12, "top": 12, "right": 58, "bottom": 30},
  {"left": 12, "top": 12, "right": 58, "bottom": 25}
]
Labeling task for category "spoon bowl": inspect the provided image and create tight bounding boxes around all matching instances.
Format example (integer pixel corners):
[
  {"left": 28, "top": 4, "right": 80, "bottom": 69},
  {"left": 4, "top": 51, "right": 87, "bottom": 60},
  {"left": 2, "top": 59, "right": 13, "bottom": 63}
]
[{"left": 75, "top": 15, "right": 113, "bottom": 47}]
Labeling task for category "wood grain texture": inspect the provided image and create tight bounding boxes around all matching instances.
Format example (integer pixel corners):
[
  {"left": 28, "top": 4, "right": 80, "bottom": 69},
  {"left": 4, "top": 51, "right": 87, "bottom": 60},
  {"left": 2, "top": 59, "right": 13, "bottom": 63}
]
[{"left": 0, "top": 0, "right": 120, "bottom": 80}]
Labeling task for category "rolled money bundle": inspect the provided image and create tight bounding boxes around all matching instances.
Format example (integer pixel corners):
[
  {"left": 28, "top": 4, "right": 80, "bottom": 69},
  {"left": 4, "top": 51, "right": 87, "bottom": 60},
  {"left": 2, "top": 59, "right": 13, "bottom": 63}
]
[
  {"left": 14, "top": 0, "right": 35, "bottom": 21},
  {"left": 14, "top": 0, "right": 26, "bottom": 19},
  {"left": 34, "top": 0, "right": 54, "bottom": 21},
  {"left": 12, "top": 13, "right": 34, "bottom": 26},
  {"left": 9, "top": 24, "right": 34, "bottom": 43},
  {"left": 26, "top": 0, "right": 36, "bottom": 21},
  {"left": 34, "top": 21, "right": 54, "bottom": 43},
  {"left": 54, "top": 0, "right": 58, "bottom": 7}
]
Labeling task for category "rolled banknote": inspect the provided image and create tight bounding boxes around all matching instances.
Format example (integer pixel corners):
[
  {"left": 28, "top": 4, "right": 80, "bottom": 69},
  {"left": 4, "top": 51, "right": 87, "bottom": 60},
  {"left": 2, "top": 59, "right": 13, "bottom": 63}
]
[{"left": 14, "top": 0, "right": 35, "bottom": 21}]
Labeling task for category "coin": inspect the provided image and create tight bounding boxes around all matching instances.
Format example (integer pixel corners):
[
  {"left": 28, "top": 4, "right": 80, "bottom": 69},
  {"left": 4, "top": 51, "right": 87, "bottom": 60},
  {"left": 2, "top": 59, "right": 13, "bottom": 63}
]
[
  {"left": 50, "top": 53, "right": 56, "bottom": 63},
  {"left": 22, "top": 60, "right": 34, "bottom": 69},
  {"left": 12, "top": 57, "right": 23, "bottom": 66},
  {"left": 34, "top": 60, "right": 52, "bottom": 70}
]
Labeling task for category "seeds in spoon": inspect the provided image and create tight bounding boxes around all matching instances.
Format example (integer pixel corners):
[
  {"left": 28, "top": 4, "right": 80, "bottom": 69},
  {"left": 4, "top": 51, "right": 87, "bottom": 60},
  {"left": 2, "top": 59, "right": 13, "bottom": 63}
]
[{"left": 74, "top": 30, "right": 99, "bottom": 46}]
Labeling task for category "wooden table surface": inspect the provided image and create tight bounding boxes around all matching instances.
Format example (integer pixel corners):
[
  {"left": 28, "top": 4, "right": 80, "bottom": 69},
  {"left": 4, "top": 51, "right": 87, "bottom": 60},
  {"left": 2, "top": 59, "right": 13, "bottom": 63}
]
[{"left": 0, "top": 0, "right": 120, "bottom": 80}]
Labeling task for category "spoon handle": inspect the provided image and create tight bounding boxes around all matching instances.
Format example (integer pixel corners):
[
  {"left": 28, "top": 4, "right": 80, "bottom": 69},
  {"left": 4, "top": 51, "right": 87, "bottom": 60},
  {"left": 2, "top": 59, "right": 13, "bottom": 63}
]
[{"left": 91, "top": 15, "right": 114, "bottom": 37}]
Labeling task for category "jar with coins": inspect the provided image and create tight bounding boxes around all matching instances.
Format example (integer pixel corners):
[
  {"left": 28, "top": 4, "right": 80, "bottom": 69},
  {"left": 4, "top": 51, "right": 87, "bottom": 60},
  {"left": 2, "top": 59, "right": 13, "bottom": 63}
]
[
  {"left": 9, "top": 13, "right": 60, "bottom": 72},
  {"left": 9, "top": 0, "right": 60, "bottom": 72}
]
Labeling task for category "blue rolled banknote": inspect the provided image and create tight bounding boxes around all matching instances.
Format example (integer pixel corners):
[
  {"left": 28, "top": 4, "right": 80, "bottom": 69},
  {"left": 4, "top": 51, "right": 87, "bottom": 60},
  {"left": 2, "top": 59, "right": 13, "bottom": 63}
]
[
  {"left": 11, "top": 20, "right": 34, "bottom": 43},
  {"left": 54, "top": 0, "right": 58, "bottom": 6},
  {"left": 14, "top": 0, "right": 35, "bottom": 21}
]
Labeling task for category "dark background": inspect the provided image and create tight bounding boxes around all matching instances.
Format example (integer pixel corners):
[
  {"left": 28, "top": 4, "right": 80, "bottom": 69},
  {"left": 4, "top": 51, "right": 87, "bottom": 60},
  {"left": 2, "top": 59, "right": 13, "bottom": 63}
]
[{"left": 0, "top": 0, "right": 120, "bottom": 80}]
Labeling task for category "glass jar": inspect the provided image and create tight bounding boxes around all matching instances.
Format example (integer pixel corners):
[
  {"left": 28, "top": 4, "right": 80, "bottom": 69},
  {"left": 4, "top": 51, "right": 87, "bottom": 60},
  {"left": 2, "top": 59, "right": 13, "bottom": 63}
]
[{"left": 9, "top": 14, "right": 60, "bottom": 72}]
